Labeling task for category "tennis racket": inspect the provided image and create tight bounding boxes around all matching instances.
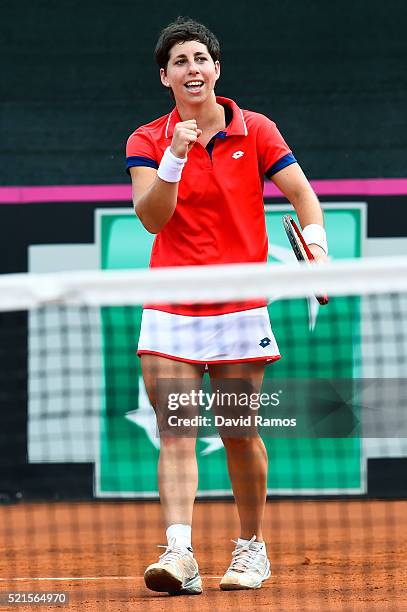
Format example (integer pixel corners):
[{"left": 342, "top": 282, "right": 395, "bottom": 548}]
[{"left": 282, "top": 214, "right": 329, "bottom": 306}]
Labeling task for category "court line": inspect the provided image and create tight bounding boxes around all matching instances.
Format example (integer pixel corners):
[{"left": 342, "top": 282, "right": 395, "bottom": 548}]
[{"left": 0, "top": 576, "right": 223, "bottom": 582}]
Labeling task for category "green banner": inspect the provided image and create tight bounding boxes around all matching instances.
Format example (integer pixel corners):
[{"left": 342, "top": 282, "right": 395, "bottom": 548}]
[{"left": 97, "top": 205, "right": 364, "bottom": 496}]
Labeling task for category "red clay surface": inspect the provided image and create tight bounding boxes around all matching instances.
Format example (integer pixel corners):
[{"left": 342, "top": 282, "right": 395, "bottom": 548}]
[{"left": 0, "top": 500, "right": 406, "bottom": 611}]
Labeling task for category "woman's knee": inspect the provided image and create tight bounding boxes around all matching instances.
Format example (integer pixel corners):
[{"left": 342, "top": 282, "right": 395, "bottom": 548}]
[
  {"left": 159, "top": 435, "right": 197, "bottom": 456},
  {"left": 222, "top": 435, "right": 265, "bottom": 452}
]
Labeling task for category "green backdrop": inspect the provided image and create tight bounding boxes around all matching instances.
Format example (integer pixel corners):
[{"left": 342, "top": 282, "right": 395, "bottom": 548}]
[{"left": 97, "top": 205, "right": 363, "bottom": 496}]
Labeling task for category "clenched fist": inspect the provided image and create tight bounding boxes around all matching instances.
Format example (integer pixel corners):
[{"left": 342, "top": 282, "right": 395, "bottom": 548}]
[{"left": 170, "top": 120, "right": 202, "bottom": 159}]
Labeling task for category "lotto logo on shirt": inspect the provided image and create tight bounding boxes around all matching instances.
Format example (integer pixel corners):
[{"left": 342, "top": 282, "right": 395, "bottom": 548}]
[{"left": 232, "top": 150, "right": 244, "bottom": 159}]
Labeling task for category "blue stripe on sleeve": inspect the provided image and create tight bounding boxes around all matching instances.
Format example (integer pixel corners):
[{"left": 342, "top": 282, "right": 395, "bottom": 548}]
[
  {"left": 266, "top": 152, "right": 297, "bottom": 178},
  {"left": 126, "top": 156, "right": 159, "bottom": 174}
]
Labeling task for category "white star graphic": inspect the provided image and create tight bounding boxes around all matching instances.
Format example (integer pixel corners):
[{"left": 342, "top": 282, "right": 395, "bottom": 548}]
[{"left": 125, "top": 377, "right": 223, "bottom": 455}]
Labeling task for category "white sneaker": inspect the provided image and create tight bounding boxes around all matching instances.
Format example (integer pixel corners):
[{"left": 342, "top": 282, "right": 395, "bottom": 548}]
[
  {"left": 144, "top": 538, "right": 202, "bottom": 595},
  {"left": 220, "top": 535, "right": 271, "bottom": 590}
]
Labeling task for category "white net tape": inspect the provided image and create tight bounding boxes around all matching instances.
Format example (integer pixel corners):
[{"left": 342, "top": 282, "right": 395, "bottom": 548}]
[{"left": 1, "top": 256, "right": 407, "bottom": 311}]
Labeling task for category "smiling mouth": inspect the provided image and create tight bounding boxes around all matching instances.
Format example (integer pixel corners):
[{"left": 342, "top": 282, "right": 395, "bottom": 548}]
[{"left": 184, "top": 81, "right": 204, "bottom": 90}]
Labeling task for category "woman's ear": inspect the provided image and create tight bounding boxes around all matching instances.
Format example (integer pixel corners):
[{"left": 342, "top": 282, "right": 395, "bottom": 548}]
[
  {"left": 214, "top": 61, "right": 221, "bottom": 81},
  {"left": 160, "top": 68, "right": 170, "bottom": 87}
]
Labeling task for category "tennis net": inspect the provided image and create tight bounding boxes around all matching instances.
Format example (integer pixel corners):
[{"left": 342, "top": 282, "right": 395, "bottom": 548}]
[{"left": 0, "top": 257, "right": 406, "bottom": 610}]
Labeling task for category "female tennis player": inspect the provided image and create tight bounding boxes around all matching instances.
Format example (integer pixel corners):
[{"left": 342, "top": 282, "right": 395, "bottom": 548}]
[{"left": 126, "top": 17, "right": 328, "bottom": 595}]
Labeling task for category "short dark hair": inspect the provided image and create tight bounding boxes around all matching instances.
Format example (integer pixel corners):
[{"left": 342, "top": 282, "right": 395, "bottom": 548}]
[{"left": 154, "top": 16, "right": 220, "bottom": 71}]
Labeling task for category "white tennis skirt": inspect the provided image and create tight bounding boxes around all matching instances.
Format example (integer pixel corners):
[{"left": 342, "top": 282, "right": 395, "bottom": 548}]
[{"left": 137, "top": 307, "right": 281, "bottom": 365}]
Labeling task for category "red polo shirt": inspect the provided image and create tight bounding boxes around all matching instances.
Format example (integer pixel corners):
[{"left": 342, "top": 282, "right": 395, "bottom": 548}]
[{"left": 126, "top": 96, "right": 296, "bottom": 315}]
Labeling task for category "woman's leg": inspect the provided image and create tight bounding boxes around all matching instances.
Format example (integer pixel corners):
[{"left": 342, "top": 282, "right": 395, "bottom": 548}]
[
  {"left": 141, "top": 354, "right": 205, "bottom": 527},
  {"left": 208, "top": 361, "right": 267, "bottom": 541}
]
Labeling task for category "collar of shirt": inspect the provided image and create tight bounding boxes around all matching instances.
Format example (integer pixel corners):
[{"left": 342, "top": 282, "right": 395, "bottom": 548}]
[{"left": 164, "top": 96, "right": 248, "bottom": 139}]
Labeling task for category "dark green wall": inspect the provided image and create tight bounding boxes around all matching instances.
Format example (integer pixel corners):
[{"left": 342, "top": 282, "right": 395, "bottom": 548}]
[{"left": 2, "top": 0, "right": 406, "bottom": 184}]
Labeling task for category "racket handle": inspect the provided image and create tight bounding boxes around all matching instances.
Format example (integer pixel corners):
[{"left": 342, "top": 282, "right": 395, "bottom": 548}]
[
  {"left": 283, "top": 214, "right": 329, "bottom": 306},
  {"left": 306, "top": 249, "right": 329, "bottom": 306}
]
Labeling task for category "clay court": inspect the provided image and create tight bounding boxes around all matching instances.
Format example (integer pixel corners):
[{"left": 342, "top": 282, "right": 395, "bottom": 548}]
[{"left": 0, "top": 499, "right": 406, "bottom": 611}]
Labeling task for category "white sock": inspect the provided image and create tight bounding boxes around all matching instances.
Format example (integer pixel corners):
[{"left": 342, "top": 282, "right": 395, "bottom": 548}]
[
  {"left": 166, "top": 524, "right": 192, "bottom": 549},
  {"left": 237, "top": 537, "right": 266, "bottom": 555}
]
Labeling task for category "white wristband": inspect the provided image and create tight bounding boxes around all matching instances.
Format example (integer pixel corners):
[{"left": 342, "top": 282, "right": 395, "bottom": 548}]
[
  {"left": 157, "top": 147, "right": 187, "bottom": 183},
  {"left": 302, "top": 224, "right": 328, "bottom": 255}
]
